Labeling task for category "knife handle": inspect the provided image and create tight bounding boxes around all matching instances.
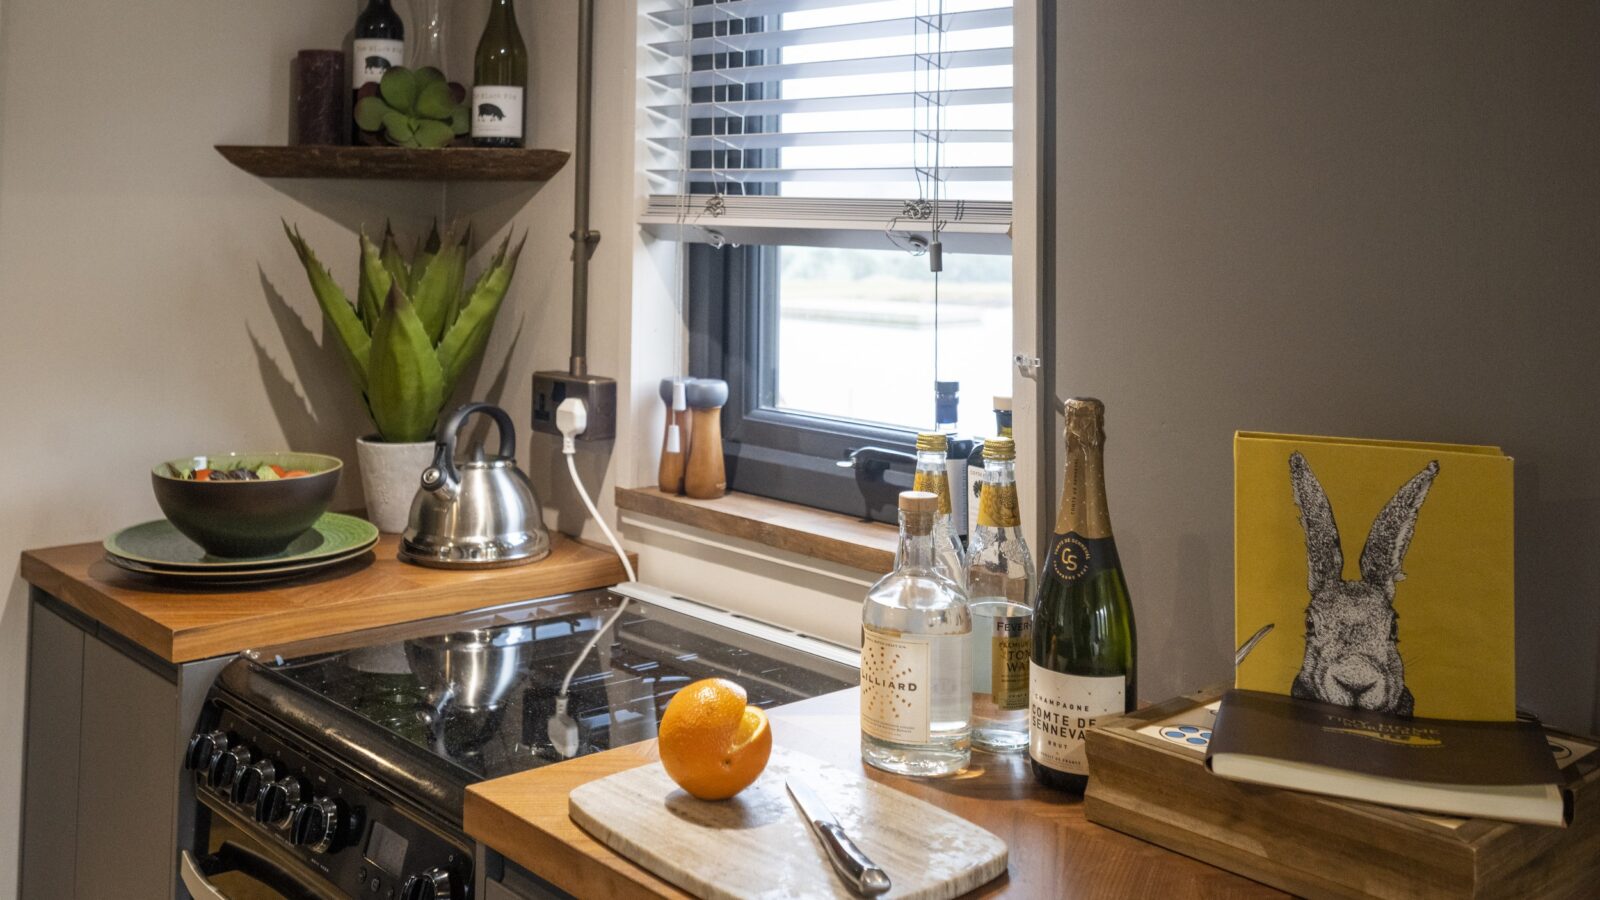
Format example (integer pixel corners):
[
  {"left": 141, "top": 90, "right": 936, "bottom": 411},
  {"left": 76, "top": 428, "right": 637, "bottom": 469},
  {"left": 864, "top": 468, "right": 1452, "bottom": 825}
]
[{"left": 815, "top": 820, "right": 892, "bottom": 896}]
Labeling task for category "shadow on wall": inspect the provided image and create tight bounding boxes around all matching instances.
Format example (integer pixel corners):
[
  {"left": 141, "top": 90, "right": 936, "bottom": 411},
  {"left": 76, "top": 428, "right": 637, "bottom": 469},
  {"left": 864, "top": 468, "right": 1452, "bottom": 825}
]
[
  {"left": 252, "top": 176, "right": 546, "bottom": 240},
  {"left": 253, "top": 266, "right": 525, "bottom": 505}
]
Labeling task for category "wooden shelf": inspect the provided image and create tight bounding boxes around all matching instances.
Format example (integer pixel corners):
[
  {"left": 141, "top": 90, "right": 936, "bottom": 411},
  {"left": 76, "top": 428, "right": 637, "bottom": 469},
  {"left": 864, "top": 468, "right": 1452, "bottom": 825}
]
[
  {"left": 215, "top": 144, "right": 571, "bottom": 182},
  {"left": 615, "top": 486, "right": 896, "bottom": 574}
]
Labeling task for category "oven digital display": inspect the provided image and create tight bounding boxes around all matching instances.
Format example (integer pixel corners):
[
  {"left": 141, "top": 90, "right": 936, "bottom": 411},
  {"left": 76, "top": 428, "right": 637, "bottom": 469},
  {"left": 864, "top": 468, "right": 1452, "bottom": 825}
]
[{"left": 365, "top": 821, "right": 408, "bottom": 874}]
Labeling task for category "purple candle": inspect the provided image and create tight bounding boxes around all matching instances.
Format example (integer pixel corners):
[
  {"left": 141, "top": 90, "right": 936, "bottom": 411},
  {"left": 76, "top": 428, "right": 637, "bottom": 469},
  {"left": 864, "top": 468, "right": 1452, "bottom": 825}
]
[{"left": 293, "top": 50, "right": 346, "bottom": 146}]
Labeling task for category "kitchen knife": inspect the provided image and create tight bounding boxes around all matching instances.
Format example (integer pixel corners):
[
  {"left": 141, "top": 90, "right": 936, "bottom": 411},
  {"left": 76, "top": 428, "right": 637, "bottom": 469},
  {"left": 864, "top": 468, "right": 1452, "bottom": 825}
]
[{"left": 786, "top": 778, "right": 892, "bottom": 896}]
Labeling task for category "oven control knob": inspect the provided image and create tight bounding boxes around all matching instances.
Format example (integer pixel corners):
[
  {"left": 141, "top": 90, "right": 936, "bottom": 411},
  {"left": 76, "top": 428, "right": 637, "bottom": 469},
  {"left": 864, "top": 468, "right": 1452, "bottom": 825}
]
[
  {"left": 184, "top": 731, "right": 227, "bottom": 773},
  {"left": 208, "top": 744, "right": 253, "bottom": 792},
  {"left": 401, "top": 867, "right": 455, "bottom": 900},
  {"left": 256, "top": 776, "right": 305, "bottom": 828},
  {"left": 291, "top": 796, "right": 340, "bottom": 853},
  {"left": 232, "top": 759, "right": 277, "bottom": 807}
]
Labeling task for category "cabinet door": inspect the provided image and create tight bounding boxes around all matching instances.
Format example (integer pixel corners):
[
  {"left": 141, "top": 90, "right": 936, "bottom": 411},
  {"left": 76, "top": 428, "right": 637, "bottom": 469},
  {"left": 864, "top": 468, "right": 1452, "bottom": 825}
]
[
  {"left": 20, "top": 604, "right": 85, "bottom": 899},
  {"left": 74, "top": 633, "right": 179, "bottom": 899}
]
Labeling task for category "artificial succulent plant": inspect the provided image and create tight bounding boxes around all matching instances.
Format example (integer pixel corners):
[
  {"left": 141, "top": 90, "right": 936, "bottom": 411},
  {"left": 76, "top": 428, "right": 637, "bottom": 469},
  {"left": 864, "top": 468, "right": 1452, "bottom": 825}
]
[
  {"left": 283, "top": 221, "right": 526, "bottom": 442},
  {"left": 354, "top": 66, "right": 469, "bottom": 148}
]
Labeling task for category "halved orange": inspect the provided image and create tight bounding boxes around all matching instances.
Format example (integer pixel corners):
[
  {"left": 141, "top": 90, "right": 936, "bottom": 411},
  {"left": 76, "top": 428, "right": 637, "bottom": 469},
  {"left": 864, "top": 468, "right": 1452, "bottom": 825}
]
[{"left": 657, "top": 678, "right": 773, "bottom": 800}]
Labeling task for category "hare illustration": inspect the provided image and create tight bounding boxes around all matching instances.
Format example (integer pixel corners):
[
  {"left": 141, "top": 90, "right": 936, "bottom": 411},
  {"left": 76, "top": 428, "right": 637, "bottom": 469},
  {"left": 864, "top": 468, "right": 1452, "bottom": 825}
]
[{"left": 1287, "top": 451, "right": 1439, "bottom": 716}]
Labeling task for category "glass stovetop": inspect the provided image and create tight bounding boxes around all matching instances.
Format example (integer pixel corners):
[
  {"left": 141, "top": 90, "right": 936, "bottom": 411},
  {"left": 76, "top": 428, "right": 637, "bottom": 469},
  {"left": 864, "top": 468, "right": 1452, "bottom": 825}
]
[{"left": 251, "top": 589, "right": 857, "bottom": 783}]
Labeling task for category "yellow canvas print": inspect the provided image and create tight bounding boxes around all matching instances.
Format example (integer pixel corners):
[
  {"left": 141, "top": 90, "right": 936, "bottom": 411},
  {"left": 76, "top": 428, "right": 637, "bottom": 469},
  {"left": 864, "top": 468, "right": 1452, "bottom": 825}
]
[{"left": 1234, "top": 433, "right": 1516, "bottom": 722}]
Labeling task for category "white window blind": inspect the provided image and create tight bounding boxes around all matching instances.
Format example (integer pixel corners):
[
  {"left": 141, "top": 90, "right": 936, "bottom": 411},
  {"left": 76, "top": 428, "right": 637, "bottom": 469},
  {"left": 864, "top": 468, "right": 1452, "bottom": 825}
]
[{"left": 640, "top": 0, "right": 1014, "bottom": 254}]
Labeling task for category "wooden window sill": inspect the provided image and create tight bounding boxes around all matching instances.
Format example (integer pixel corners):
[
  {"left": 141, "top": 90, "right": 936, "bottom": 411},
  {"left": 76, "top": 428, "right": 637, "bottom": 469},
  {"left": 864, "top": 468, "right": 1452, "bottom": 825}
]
[{"left": 614, "top": 487, "right": 896, "bottom": 574}]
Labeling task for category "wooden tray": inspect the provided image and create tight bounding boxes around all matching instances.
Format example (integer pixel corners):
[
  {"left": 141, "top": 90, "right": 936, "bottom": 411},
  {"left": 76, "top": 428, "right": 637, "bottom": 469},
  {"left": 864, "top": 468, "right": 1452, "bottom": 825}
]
[{"left": 1083, "top": 686, "right": 1600, "bottom": 899}]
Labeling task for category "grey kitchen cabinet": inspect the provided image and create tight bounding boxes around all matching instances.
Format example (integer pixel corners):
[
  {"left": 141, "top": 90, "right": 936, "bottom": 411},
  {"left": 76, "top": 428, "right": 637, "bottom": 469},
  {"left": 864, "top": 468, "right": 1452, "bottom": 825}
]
[{"left": 19, "top": 591, "right": 232, "bottom": 900}]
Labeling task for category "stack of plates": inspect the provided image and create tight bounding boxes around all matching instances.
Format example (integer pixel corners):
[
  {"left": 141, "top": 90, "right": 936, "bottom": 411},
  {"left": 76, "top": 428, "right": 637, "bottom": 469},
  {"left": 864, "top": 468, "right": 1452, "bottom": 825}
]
[{"left": 104, "top": 513, "right": 379, "bottom": 585}]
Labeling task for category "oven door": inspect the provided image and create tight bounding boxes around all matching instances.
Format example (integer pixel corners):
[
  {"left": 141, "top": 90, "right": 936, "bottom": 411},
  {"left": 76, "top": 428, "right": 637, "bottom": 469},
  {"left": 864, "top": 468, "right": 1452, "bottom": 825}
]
[{"left": 183, "top": 797, "right": 346, "bottom": 900}]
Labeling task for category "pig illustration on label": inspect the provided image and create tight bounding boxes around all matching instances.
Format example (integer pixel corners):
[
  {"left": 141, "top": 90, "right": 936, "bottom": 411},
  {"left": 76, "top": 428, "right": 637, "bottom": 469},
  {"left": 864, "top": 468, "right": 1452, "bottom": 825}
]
[
  {"left": 365, "top": 56, "right": 393, "bottom": 74},
  {"left": 477, "top": 103, "right": 507, "bottom": 121}
]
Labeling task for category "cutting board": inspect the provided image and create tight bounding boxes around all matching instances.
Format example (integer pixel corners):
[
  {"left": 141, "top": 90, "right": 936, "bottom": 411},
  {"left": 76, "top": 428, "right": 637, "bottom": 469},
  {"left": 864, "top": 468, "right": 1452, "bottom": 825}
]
[{"left": 569, "top": 747, "right": 1008, "bottom": 900}]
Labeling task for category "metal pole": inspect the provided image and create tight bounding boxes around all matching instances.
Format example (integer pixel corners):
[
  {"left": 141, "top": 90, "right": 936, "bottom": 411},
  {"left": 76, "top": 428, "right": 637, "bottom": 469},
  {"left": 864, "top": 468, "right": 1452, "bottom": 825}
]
[{"left": 570, "top": 0, "right": 598, "bottom": 378}]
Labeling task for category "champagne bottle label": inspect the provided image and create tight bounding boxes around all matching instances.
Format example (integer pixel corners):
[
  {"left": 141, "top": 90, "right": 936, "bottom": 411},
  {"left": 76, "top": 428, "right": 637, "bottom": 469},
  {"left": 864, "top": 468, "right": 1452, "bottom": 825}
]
[
  {"left": 471, "top": 86, "right": 525, "bottom": 139},
  {"left": 860, "top": 626, "right": 931, "bottom": 744},
  {"left": 1046, "top": 531, "right": 1120, "bottom": 584},
  {"left": 1028, "top": 664, "right": 1124, "bottom": 774},
  {"left": 353, "top": 39, "right": 405, "bottom": 88},
  {"left": 990, "top": 614, "right": 1031, "bottom": 710}
]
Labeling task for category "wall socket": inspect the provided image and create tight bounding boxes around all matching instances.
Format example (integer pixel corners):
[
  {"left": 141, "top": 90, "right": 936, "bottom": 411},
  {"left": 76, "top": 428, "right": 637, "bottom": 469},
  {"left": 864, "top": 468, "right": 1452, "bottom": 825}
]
[{"left": 531, "top": 370, "right": 617, "bottom": 441}]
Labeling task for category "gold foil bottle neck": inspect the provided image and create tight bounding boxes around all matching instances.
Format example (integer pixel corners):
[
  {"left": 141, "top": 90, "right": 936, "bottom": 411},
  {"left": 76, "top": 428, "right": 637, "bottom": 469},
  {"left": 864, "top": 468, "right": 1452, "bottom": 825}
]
[
  {"left": 1064, "top": 397, "right": 1105, "bottom": 445},
  {"left": 915, "top": 432, "right": 949, "bottom": 453}
]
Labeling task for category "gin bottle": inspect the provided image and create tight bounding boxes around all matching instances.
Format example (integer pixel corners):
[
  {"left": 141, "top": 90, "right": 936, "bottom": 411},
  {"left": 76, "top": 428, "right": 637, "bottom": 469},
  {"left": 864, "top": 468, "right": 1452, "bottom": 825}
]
[
  {"left": 910, "top": 432, "right": 967, "bottom": 586},
  {"left": 966, "top": 436, "right": 1035, "bottom": 752},
  {"left": 861, "top": 491, "right": 972, "bottom": 777}
]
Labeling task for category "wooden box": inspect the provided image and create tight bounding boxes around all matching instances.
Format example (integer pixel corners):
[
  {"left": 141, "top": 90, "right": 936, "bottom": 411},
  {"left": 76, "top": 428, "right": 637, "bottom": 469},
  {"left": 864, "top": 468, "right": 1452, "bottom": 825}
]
[{"left": 1084, "top": 686, "right": 1600, "bottom": 899}]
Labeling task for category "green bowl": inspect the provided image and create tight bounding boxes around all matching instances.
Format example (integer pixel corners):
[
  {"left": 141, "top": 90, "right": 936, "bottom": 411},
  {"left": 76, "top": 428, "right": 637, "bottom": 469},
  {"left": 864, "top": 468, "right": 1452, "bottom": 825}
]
[{"left": 151, "top": 452, "right": 342, "bottom": 558}]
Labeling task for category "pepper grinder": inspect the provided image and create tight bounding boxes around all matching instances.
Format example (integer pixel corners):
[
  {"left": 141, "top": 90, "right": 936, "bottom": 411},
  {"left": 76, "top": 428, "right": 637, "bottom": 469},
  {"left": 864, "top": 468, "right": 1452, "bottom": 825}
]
[
  {"left": 684, "top": 378, "right": 729, "bottom": 499},
  {"left": 657, "top": 378, "right": 693, "bottom": 494}
]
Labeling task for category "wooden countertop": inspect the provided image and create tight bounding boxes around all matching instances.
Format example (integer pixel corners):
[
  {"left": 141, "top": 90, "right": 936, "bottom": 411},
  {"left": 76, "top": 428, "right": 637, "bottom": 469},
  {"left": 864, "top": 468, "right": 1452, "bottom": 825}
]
[
  {"left": 464, "top": 689, "right": 1284, "bottom": 899},
  {"left": 20, "top": 533, "right": 631, "bottom": 663}
]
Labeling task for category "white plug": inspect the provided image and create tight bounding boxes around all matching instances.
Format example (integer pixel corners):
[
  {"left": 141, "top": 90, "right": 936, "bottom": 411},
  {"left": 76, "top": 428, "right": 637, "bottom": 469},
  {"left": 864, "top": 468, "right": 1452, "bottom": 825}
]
[{"left": 557, "top": 398, "right": 588, "bottom": 454}]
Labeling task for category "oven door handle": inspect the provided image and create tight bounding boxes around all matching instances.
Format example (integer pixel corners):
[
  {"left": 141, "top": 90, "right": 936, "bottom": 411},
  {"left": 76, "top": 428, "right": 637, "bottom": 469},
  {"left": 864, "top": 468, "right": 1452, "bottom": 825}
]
[{"left": 181, "top": 843, "right": 326, "bottom": 900}]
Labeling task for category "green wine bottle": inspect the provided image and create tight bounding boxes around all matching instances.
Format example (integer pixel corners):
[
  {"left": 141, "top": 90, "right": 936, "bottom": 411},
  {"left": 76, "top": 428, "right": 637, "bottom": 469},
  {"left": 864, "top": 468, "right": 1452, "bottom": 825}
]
[
  {"left": 1029, "top": 397, "right": 1136, "bottom": 792},
  {"left": 472, "top": 0, "right": 528, "bottom": 148}
]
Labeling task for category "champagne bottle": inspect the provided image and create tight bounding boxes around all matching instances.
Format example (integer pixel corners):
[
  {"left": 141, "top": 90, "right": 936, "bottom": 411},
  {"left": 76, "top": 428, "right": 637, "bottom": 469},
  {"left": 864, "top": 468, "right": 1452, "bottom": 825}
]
[
  {"left": 910, "top": 432, "right": 967, "bottom": 586},
  {"left": 966, "top": 436, "right": 1035, "bottom": 752},
  {"left": 472, "top": 0, "right": 528, "bottom": 148},
  {"left": 1030, "top": 397, "right": 1136, "bottom": 792},
  {"left": 353, "top": 0, "right": 406, "bottom": 141},
  {"left": 861, "top": 491, "right": 971, "bottom": 777}
]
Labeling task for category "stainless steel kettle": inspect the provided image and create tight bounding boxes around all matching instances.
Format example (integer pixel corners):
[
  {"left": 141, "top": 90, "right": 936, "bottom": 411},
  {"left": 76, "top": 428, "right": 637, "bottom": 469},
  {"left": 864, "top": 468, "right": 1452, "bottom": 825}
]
[{"left": 400, "top": 403, "right": 551, "bottom": 568}]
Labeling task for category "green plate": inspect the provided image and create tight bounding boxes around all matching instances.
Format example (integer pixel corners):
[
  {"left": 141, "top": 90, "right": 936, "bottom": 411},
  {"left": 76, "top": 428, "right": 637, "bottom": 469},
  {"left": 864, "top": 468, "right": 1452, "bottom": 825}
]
[
  {"left": 104, "top": 543, "right": 375, "bottom": 584},
  {"left": 104, "top": 513, "right": 379, "bottom": 571}
]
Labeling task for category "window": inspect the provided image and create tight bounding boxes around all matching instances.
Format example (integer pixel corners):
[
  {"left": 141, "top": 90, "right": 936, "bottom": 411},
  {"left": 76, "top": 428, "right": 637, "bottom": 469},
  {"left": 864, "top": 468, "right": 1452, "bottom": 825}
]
[{"left": 644, "top": 0, "right": 1014, "bottom": 523}]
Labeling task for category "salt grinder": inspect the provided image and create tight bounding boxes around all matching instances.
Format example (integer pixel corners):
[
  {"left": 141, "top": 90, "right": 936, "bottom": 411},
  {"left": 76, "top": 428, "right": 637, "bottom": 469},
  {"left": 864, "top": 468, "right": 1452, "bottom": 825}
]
[
  {"left": 658, "top": 378, "right": 692, "bottom": 494},
  {"left": 684, "top": 378, "right": 729, "bottom": 499}
]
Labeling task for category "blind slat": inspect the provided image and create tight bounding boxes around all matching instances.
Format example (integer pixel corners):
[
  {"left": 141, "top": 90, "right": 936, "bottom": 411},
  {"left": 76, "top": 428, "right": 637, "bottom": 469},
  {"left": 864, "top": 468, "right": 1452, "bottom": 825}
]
[
  {"left": 640, "top": 195, "right": 1011, "bottom": 254},
  {"left": 647, "top": 6, "right": 1012, "bottom": 57},
  {"left": 645, "top": 0, "right": 1006, "bottom": 29},
  {"left": 645, "top": 128, "right": 1012, "bottom": 151},
  {"left": 645, "top": 46, "right": 1010, "bottom": 89},
  {"left": 648, "top": 86, "right": 1011, "bottom": 117},
  {"left": 649, "top": 165, "right": 1010, "bottom": 183}
]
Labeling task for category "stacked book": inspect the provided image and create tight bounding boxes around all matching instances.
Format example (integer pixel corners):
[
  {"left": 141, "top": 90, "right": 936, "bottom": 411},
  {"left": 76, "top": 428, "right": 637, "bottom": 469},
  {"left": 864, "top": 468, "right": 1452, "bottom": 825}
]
[{"left": 1084, "top": 434, "right": 1600, "bottom": 897}]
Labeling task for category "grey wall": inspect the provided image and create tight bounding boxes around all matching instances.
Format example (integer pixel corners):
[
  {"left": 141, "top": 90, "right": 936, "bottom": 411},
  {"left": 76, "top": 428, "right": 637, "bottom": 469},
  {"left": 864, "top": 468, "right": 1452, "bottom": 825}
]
[{"left": 1052, "top": 1, "right": 1600, "bottom": 730}]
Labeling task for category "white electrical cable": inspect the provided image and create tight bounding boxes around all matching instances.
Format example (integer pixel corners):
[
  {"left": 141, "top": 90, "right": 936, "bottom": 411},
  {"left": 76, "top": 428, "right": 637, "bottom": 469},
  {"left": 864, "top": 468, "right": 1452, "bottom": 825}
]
[{"left": 555, "top": 443, "right": 635, "bottom": 704}]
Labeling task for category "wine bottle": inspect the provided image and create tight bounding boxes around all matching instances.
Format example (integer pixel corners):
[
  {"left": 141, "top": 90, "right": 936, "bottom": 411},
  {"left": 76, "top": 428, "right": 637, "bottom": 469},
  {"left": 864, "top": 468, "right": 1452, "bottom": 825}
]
[
  {"left": 1030, "top": 397, "right": 1136, "bottom": 792},
  {"left": 861, "top": 491, "right": 971, "bottom": 777},
  {"left": 353, "top": 0, "right": 405, "bottom": 140},
  {"left": 966, "top": 436, "right": 1035, "bottom": 753},
  {"left": 472, "top": 0, "right": 528, "bottom": 148},
  {"left": 910, "top": 432, "right": 967, "bottom": 586}
]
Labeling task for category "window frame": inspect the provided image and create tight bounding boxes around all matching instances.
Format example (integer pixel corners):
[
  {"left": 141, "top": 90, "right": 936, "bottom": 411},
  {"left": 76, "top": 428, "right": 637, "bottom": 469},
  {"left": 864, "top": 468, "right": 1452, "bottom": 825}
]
[{"left": 689, "top": 242, "right": 920, "bottom": 525}]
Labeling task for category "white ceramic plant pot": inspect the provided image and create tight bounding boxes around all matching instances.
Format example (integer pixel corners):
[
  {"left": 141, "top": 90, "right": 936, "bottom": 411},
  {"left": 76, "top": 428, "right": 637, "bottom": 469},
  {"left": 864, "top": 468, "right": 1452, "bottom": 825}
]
[{"left": 356, "top": 436, "right": 435, "bottom": 533}]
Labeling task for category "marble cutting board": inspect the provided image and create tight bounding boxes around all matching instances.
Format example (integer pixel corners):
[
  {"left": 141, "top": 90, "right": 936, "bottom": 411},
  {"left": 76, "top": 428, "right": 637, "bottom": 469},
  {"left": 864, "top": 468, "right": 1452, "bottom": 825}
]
[{"left": 568, "top": 746, "right": 1009, "bottom": 900}]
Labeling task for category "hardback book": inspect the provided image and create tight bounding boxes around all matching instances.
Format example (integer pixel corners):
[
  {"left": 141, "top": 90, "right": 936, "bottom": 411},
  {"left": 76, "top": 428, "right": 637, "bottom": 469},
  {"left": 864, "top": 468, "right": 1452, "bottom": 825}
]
[
  {"left": 1084, "top": 687, "right": 1600, "bottom": 899},
  {"left": 1207, "top": 690, "right": 1566, "bottom": 826},
  {"left": 1233, "top": 432, "right": 1516, "bottom": 722}
]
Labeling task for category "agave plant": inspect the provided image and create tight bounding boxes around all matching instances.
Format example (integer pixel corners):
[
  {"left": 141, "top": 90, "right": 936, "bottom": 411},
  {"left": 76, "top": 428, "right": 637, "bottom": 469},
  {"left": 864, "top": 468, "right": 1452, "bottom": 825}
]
[
  {"left": 283, "top": 221, "right": 525, "bottom": 442},
  {"left": 354, "top": 66, "right": 468, "bottom": 148}
]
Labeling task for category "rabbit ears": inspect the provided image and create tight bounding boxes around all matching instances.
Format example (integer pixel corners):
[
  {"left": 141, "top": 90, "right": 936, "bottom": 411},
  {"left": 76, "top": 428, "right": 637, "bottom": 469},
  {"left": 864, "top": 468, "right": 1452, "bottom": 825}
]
[{"left": 1288, "top": 452, "right": 1439, "bottom": 596}]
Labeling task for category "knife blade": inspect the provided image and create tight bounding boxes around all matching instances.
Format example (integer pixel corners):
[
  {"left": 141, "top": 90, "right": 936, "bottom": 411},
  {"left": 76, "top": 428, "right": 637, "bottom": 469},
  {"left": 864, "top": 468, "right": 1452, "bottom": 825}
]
[{"left": 786, "top": 778, "right": 892, "bottom": 896}]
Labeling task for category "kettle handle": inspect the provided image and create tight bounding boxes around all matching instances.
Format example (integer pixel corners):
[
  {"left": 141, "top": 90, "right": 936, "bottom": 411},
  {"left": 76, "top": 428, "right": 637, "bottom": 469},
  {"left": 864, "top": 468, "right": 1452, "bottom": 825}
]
[{"left": 433, "top": 403, "right": 517, "bottom": 484}]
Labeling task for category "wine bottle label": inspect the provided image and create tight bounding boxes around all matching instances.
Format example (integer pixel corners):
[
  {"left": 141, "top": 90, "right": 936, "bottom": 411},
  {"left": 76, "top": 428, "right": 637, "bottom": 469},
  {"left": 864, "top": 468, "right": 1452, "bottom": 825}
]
[
  {"left": 471, "top": 86, "right": 525, "bottom": 139},
  {"left": 990, "top": 614, "right": 1031, "bottom": 710},
  {"left": 353, "top": 39, "right": 405, "bottom": 88},
  {"left": 1046, "top": 531, "right": 1120, "bottom": 584},
  {"left": 860, "top": 626, "right": 931, "bottom": 745},
  {"left": 1028, "top": 665, "right": 1124, "bottom": 774}
]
